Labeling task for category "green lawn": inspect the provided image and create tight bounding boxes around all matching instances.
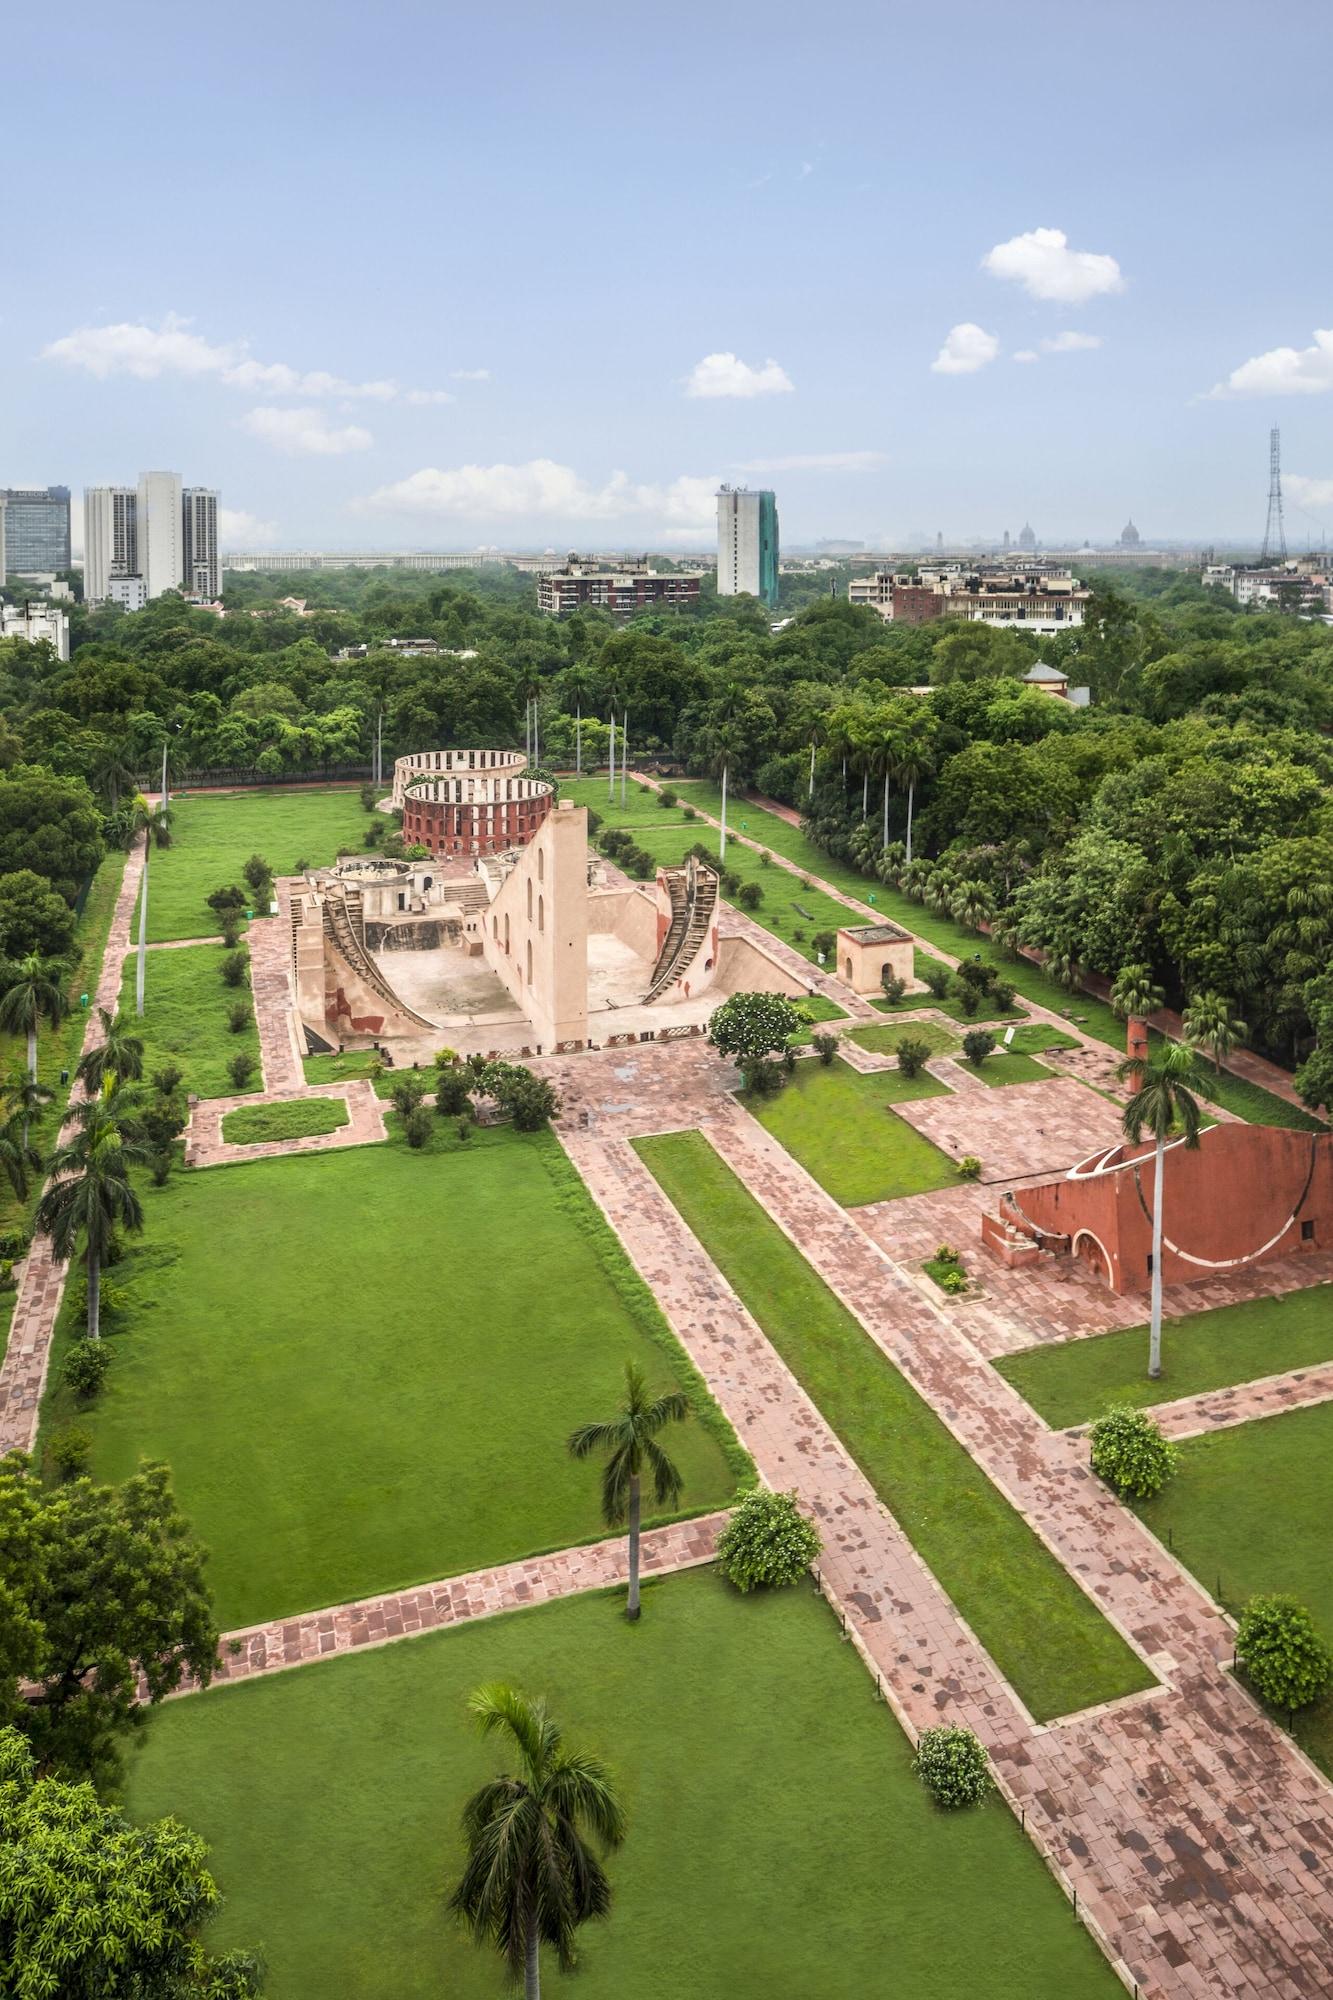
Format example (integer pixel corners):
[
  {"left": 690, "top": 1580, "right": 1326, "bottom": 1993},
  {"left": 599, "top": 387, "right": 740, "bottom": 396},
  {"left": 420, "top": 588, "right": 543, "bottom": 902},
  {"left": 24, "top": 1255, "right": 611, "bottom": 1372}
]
[
  {"left": 744, "top": 1058, "right": 957, "bottom": 1207},
  {"left": 220, "top": 1098, "right": 350, "bottom": 1144},
  {"left": 41, "top": 1126, "right": 744, "bottom": 1628},
  {"left": 118, "top": 945, "right": 262, "bottom": 1098},
  {"left": 849, "top": 1021, "right": 960, "bottom": 1059},
  {"left": 1133, "top": 1400, "right": 1333, "bottom": 1775},
  {"left": 969, "top": 1050, "right": 1055, "bottom": 1087},
  {"left": 636, "top": 1134, "right": 1154, "bottom": 1722},
  {"left": 995, "top": 1284, "right": 1333, "bottom": 1430},
  {"left": 149, "top": 789, "right": 369, "bottom": 942},
  {"left": 563, "top": 780, "right": 857, "bottom": 967},
  {"left": 873, "top": 991, "right": 1029, "bottom": 1026},
  {"left": 303, "top": 1049, "right": 382, "bottom": 1086},
  {"left": 122, "top": 1568, "right": 1122, "bottom": 2000},
  {"left": 1003, "top": 1023, "right": 1078, "bottom": 1054}
]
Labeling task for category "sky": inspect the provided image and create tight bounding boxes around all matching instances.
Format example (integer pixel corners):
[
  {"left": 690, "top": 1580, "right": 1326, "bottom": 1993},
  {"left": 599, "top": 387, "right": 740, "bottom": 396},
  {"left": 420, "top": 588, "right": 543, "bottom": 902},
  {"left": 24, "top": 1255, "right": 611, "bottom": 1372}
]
[{"left": 7, "top": 0, "right": 1333, "bottom": 555}]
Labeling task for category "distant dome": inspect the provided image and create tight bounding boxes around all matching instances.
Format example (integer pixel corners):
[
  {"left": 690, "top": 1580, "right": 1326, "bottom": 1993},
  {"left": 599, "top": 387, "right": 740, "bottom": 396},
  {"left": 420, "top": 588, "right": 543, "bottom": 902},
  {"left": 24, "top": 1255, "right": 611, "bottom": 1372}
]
[
  {"left": 1119, "top": 518, "right": 1141, "bottom": 547},
  {"left": 1017, "top": 521, "right": 1037, "bottom": 549}
]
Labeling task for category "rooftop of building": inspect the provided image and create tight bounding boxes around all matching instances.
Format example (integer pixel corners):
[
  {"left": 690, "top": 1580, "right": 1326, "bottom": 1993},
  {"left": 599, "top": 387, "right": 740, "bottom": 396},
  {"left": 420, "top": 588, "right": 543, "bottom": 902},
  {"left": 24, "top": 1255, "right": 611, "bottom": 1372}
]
[{"left": 838, "top": 920, "right": 913, "bottom": 944}]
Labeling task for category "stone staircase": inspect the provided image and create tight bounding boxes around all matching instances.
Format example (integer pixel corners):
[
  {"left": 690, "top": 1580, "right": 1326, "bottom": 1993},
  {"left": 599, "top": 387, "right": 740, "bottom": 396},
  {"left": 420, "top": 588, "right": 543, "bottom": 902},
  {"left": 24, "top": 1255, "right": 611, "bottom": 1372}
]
[
  {"left": 646, "top": 863, "right": 718, "bottom": 1003},
  {"left": 321, "top": 883, "right": 436, "bottom": 1031}
]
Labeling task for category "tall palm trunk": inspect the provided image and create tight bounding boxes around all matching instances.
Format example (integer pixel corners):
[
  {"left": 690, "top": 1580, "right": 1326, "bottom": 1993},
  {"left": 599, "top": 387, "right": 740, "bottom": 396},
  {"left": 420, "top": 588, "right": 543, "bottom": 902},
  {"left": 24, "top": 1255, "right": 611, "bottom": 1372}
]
[
  {"left": 626, "top": 1470, "right": 641, "bottom": 1621},
  {"left": 808, "top": 742, "right": 816, "bottom": 797},
  {"left": 533, "top": 699, "right": 540, "bottom": 770},
  {"left": 882, "top": 771, "right": 890, "bottom": 849},
  {"left": 87, "top": 1242, "right": 101, "bottom": 1342},
  {"left": 719, "top": 761, "right": 729, "bottom": 859},
  {"left": 861, "top": 770, "right": 868, "bottom": 819},
  {"left": 1148, "top": 1134, "right": 1165, "bottom": 1378},
  {"left": 607, "top": 714, "right": 616, "bottom": 801},
  {"left": 26, "top": 1026, "right": 37, "bottom": 1086},
  {"left": 905, "top": 779, "right": 916, "bottom": 864},
  {"left": 575, "top": 702, "right": 582, "bottom": 777},
  {"left": 136, "top": 839, "right": 149, "bottom": 1016},
  {"left": 620, "top": 712, "right": 628, "bottom": 807},
  {"left": 525, "top": 1913, "right": 541, "bottom": 2000}
]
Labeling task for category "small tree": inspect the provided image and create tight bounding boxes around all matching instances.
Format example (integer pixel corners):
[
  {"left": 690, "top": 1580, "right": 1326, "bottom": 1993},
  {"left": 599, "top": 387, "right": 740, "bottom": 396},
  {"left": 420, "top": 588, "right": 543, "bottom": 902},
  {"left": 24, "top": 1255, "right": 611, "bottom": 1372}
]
[
  {"left": 1234, "top": 1595, "right": 1333, "bottom": 1713},
  {"left": 1182, "top": 991, "right": 1249, "bottom": 1073},
  {"left": 403, "top": 1106, "right": 433, "bottom": 1149},
  {"left": 1110, "top": 962, "right": 1164, "bottom": 1021},
  {"left": 880, "top": 970, "right": 906, "bottom": 1004},
  {"left": 35, "top": 1100, "right": 146, "bottom": 1341},
  {"left": 736, "top": 880, "right": 763, "bottom": 911},
  {"left": 242, "top": 854, "right": 271, "bottom": 899},
  {"left": 0, "top": 951, "right": 70, "bottom": 1086},
  {"left": 895, "top": 1037, "right": 932, "bottom": 1078},
  {"left": 227, "top": 1051, "right": 255, "bottom": 1090},
  {"left": 568, "top": 1362, "right": 689, "bottom": 1621},
  {"left": 810, "top": 930, "right": 836, "bottom": 961},
  {"left": 921, "top": 963, "right": 953, "bottom": 1000},
  {"left": 220, "top": 950, "right": 250, "bottom": 988},
  {"left": 913, "top": 1726, "right": 991, "bottom": 1809},
  {"left": 708, "top": 991, "right": 802, "bottom": 1085},
  {"left": 811, "top": 1032, "right": 839, "bottom": 1066},
  {"left": 716, "top": 1491, "right": 821, "bottom": 1592},
  {"left": 390, "top": 1074, "right": 426, "bottom": 1117},
  {"left": 226, "top": 999, "right": 252, "bottom": 1034},
  {"left": 435, "top": 1069, "right": 473, "bottom": 1117},
  {"left": 1089, "top": 1405, "right": 1177, "bottom": 1499},
  {"left": 75, "top": 1010, "right": 144, "bottom": 1096},
  {"left": 962, "top": 1029, "right": 996, "bottom": 1068}
]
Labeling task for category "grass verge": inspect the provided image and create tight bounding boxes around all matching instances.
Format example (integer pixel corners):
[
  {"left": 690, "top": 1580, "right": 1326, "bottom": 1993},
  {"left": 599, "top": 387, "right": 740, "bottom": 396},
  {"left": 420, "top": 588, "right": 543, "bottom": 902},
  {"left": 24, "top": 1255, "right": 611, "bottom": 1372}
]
[
  {"left": 220, "top": 1099, "right": 350, "bottom": 1144},
  {"left": 635, "top": 1131, "right": 1156, "bottom": 1721},
  {"left": 149, "top": 789, "right": 370, "bottom": 942},
  {"left": 742, "top": 1058, "right": 956, "bottom": 1207},
  {"left": 118, "top": 944, "right": 262, "bottom": 1098}
]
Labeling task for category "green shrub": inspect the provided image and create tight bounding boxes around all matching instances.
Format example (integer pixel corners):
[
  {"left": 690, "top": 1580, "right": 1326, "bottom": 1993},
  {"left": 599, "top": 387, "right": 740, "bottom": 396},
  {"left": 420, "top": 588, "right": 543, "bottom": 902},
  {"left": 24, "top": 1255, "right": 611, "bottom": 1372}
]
[
  {"left": 0, "top": 1230, "right": 29, "bottom": 1261},
  {"left": 360, "top": 782, "right": 378, "bottom": 811},
  {"left": 720, "top": 869, "right": 741, "bottom": 898},
  {"left": 226, "top": 999, "right": 252, "bottom": 1035},
  {"left": 390, "top": 1074, "right": 427, "bottom": 1117},
  {"left": 812, "top": 1032, "right": 838, "bottom": 1066},
  {"left": 585, "top": 807, "right": 602, "bottom": 836},
  {"left": 63, "top": 1339, "right": 112, "bottom": 1401},
  {"left": 403, "top": 1105, "right": 434, "bottom": 1149},
  {"left": 220, "top": 950, "right": 249, "bottom": 988},
  {"left": 962, "top": 1029, "right": 996, "bottom": 1068},
  {"left": 736, "top": 881, "right": 763, "bottom": 911},
  {"left": 746, "top": 1056, "right": 786, "bottom": 1096},
  {"left": 242, "top": 854, "right": 271, "bottom": 896},
  {"left": 957, "top": 1154, "right": 982, "bottom": 1180},
  {"left": 810, "top": 930, "right": 836, "bottom": 960},
  {"left": 151, "top": 1150, "right": 173, "bottom": 1187},
  {"left": 1235, "top": 1595, "right": 1333, "bottom": 1713},
  {"left": 895, "top": 1037, "right": 932, "bottom": 1078},
  {"left": 67, "top": 1275, "right": 130, "bottom": 1323},
  {"left": 956, "top": 956, "right": 997, "bottom": 995},
  {"left": 219, "top": 914, "right": 242, "bottom": 949},
  {"left": 486, "top": 1064, "right": 561, "bottom": 1132},
  {"left": 658, "top": 787, "right": 677, "bottom": 808},
  {"left": 922, "top": 964, "right": 954, "bottom": 1000},
  {"left": 47, "top": 1425, "right": 93, "bottom": 1482},
  {"left": 759, "top": 849, "right": 771, "bottom": 867},
  {"left": 913, "top": 1725, "right": 990, "bottom": 1809},
  {"left": 933, "top": 1244, "right": 959, "bottom": 1266},
  {"left": 456, "top": 1116, "right": 472, "bottom": 1142},
  {"left": 293, "top": 857, "right": 309, "bottom": 874},
  {"left": 152, "top": 1063, "right": 184, "bottom": 1096},
  {"left": 716, "top": 1490, "right": 822, "bottom": 1592},
  {"left": 227, "top": 1051, "right": 255, "bottom": 1090},
  {"left": 435, "top": 1071, "right": 473, "bottom": 1117},
  {"left": 958, "top": 985, "right": 981, "bottom": 1018},
  {"left": 880, "top": 971, "right": 907, "bottom": 1003},
  {"left": 992, "top": 980, "right": 1017, "bottom": 1012},
  {"left": 1089, "top": 1405, "right": 1177, "bottom": 1499},
  {"left": 207, "top": 884, "right": 247, "bottom": 919},
  {"left": 681, "top": 805, "right": 697, "bottom": 821}
]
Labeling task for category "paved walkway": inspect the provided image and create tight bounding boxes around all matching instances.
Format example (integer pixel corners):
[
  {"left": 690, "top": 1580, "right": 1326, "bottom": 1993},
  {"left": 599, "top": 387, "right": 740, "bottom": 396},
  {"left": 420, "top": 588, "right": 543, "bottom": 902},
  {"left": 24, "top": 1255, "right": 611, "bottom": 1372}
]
[
  {"left": 183, "top": 1079, "right": 388, "bottom": 1167},
  {"left": 189, "top": 1514, "right": 727, "bottom": 1692},
  {"left": 0, "top": 838, "right": 146, "bottom": 1456},
  {"left": 542, "top": 1040, "right": 1333, "bottom": 2000}
]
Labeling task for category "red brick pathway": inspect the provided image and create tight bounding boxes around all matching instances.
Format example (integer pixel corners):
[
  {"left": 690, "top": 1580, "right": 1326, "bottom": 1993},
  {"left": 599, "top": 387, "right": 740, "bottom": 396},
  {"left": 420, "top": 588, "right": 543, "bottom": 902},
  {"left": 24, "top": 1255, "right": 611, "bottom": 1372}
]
[
  {"left": 185, "top": 1514, "right": 728, "bottom": 1693},
  {"left": 184, "top": 1080, "right": 387, "bottom": 1168},
  {"left": 544, "top": 1040, "right": 1333, "bottom": 2000},
  {"left": 0, "top": 838, "right": 146, "bottom": 1455}
]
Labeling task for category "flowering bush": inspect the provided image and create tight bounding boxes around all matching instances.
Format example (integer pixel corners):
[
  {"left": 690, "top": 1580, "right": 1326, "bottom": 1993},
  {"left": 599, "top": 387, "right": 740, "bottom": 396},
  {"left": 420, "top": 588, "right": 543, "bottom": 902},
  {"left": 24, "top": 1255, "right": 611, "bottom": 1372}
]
[
  {"left": 716, "top": 1491, "right": 821, "bottom": 1593},
  {"left": 914, "top": 1725, "right": 990, "bottom": 1808},
  {"left": 1089, "top": 1405, "right": 1177, "bottom": 1499}
]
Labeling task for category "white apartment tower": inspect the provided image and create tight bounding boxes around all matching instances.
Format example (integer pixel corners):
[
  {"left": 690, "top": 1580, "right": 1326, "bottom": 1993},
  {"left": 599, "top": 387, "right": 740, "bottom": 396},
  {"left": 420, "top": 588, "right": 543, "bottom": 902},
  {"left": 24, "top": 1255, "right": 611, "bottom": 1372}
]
[
  {"left": 716, "top": 486, "right": 780, "bottom": 608},
  {"left": 182, "top": 487, "right": 220, "bottom": 598},
  {"left": 83, "top": 486, "right": 139, "bottom": 604},
  {"left": 138, "top": 470, "right": 183, "bottom": 601}
]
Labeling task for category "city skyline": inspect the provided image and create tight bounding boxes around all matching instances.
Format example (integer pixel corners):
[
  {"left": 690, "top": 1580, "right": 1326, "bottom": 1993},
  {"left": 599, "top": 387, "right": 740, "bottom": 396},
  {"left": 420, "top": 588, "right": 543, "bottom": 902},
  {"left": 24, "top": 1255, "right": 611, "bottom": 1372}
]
[{"left": 6, "top": 0, "right": 1333, "bottom": 552}]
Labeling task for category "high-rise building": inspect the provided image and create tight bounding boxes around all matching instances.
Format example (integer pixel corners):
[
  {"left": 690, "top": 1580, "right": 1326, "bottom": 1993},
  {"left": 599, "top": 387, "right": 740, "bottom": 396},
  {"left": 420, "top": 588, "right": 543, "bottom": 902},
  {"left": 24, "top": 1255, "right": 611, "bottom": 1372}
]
[
  {"left": 0, "top": 486, "right": 71, "bottom": 576},
  {"left": 138, "top": 470, "right": 183, "bottom": 600},
  {"left": 182, "top": 487, "right": 220, "bottom": 598},
  {"left": 716, "top": 487, "right": 780, "bottom": 608},
  {"left": 0, "top": 601, "right": 70, "bottom": 661},
  {"left": 83, "top": 486, "right": 139, "bottom": 603}
]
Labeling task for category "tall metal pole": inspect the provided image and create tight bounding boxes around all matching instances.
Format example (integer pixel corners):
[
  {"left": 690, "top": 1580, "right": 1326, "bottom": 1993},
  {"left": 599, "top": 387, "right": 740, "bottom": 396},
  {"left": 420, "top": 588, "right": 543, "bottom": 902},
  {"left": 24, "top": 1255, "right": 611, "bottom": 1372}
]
[
  {"left": 135, "top": 836, "right": 148, "bottom": 1017},
  {"left": 608, "top": 712, "right": 616, "bottom": 801},
  {"left": 160, "top": 735, "right": 169, "bottom": 811},
  {"left": 620, "top": 711, "right": 628, "bottom": 807},
  {"left": 1261, "top": 426, "right": 1287, "bottom": 564}
]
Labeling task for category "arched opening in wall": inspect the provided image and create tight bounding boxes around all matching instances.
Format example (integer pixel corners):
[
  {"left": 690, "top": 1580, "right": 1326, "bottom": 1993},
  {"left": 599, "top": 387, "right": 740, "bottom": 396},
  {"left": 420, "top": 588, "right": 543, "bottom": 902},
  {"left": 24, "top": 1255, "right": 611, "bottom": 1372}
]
[
  {"left": 844, "top": 957, "right": 853, "bottom": 981},
  {"left": 492, "top": 916, "right": 498, "bottom": 940},
  {"left": 538, "top": 894, "right": 545, "bottom": 933},
  {"left": 1073, "top": 1230, "right": 1111, "bottom": 1286},
  {"left": 537, "top": 848, "right": 545, "bottom": 883},
  {"left": 527, "top": 879, "right": 533, "bottom": 920},
  {"left": 504, "top": 913, "right": 510, "bottom": 954},
  {"left": 526, "top": 939, "right": 533, "bottom": 985}
]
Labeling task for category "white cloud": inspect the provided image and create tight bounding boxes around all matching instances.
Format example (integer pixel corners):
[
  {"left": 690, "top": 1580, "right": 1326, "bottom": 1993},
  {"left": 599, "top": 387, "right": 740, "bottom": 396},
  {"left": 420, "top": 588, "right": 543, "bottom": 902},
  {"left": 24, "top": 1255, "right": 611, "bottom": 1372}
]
[
  {"left": 403, "top": 388, "right": 457, "bottom": 406},
  {"left": 1286, "top": 474, "right": 1333, "bottom": 510},
  {"left": 1041, "top": 330, "right": 1102, "bottom": 353},
  {"left": 42, "top": 313, "right": 448, "bottom": 405},
  {"left": 982, "top": 227, "right": 1124, "bottom": 303},
  {"left": 799, "top": 161, "right": 814, "bottom": 179},
  {"left": 1208, "top": 329, "right": 1333, "bottom": 399},
  {"left": 683, "top": 352, "right": 795, "bottom": 399},
  {"left": 449, "top": 368, "right": 490, "bottom": 382},
  {"left": 1013, "top": 350, "right": 1039, "bottom": 364},
  {"left": 218, "top": 507, "right": 279, "bottom": 545},
  {"left": 358, "top": 459, "right": 720, "bottom": 530},
  {"left": 239, "top": 407, "right": 374, "bottom": 456},
  {"left": 735, "top": 450, "right": 886, "bottom": 472},
  {"left": 931, "top": 324, "right": 999, "bottom": 375}
]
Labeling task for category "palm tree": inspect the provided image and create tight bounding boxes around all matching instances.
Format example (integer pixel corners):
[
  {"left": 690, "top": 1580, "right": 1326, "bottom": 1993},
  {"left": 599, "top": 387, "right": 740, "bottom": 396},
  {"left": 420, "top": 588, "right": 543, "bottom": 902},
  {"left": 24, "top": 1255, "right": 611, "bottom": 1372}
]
[
  {"left": 568, "top": 1362, "right": 689, "bottom": 1620},
  {"left": 0, "top": 952, "right": 70, "bottom": 1085},
  {"left": 130, "top": 796, "right": 173, "bottom": 1018},
  {"left": 1181, "top": 991, "right": 1248, "bottom": 1074},
  {"left": 90, "top": 740, "right": 138, "bottom": 813},
  {"left": 2, "top": 1067, "right": 52, "bottom": 1152},
  {"left": 76, "top": 1008, "right": 145, "bottom": 1096},
  {"left": 35, "top": 1098, "right": 148, "bottom": 1339},
  {"left": 704, "top": 721, "right": 744, "bottom": 861},
  {"left": 891, "top": 719, "right": 938, "bottom": 866},
  {"left": 1110, "top": 962, "right": 1164, "bottom": 1021},
  {"left": 1117, "top": 1042, "right": 1203, "bottom": 1379},
  {"left": 449, "top": 1684, "right": 626, "bottom": 2000},
  {"left": 0, "top": 1108, "right": 41, "bottom": 1204}
]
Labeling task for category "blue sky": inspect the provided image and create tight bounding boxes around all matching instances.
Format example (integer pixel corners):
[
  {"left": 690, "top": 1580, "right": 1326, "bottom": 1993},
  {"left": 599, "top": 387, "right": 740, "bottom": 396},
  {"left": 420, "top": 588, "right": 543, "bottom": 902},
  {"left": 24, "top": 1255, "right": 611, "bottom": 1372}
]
[{"left": 7, "top": 0, "right": 1333, "bottom": 552}]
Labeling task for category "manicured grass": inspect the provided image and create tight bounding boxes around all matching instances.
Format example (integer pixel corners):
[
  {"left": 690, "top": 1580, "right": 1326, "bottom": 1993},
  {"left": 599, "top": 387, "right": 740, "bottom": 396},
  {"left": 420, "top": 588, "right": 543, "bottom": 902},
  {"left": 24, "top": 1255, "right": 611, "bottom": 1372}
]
[
  {"left": 849, "top": 1021, "right": 960, "bottom": 1059},
  {"left": 969, "top": 1050, "right": 1055, "bottom": 1087},
  {"left": 995, "top": 1284, "right": 1333, "bottom": 1430},
  {"left": 744, "top": 1058, "right": 956, "bottom": 1207},
  {"left": 564, "top": 780, "right": 856, "bottom": 967},
  {"left": 636, "top": 1134, "right": 1155, "bottom": 1721},
  {"left": 674, "top": 779, "right": 882, "bottom": 904},
  {"left": 118, "top": 945, "right": 262, "bottom": 1099},
  {"left": 873, "top": 992, "right": 1029, "bottom": 1026},
  {"left": 1004, "top": 1023, "right": 1078, "bottom": 1054},
  {"left": 791, "top": 993, "right": 849, "bottom": 1047},
  {"left": 41, "top": 1126, "right": 744, "bottom": 1628},
  {"left": 1133, "top": 1400, "right": 1333, "bottom": 1775},
  {"left": 121, "top": 1570, "right": 1123, "bottom": 2000},
  {"left": 221, "top": 1098, "right": 350, "bottom": 1144},
  {"left": 149, "top": 789, "right": 369, "bottom": 941},
  {"left": 303, "top": 1049, "right": 381, "bottom": 1086}
]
